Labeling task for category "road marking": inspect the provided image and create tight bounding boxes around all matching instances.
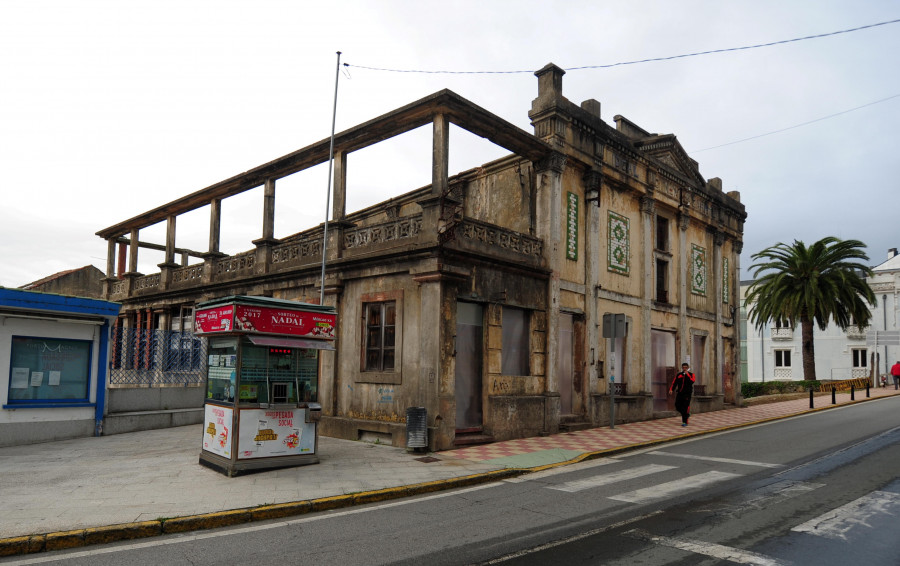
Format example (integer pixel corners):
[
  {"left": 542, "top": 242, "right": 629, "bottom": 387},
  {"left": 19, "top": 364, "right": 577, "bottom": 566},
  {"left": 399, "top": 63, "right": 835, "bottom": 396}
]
[
  {"left": 480, "top": 511, "right": 663, "bottom": 564},
  {"left": 504, "top": 458, "right": 622, "bottom": 483},
  {"left": 4, "top": 484, "right": 503, "bottom": 565},
  {"left": 625, "top": 528, "right": 787, "bottom": 566},
  {"left": 609, "top": 470, "right": 742, "bottom": 504},
  {"left": 792, "top": 490, "right": 900, "bottom": 541},
  {"left": 546, "top": 464, "right": 677, "bottom": 493},
  {"left": 648, "top": 450, "right": 783, "bottom": 468},
  {"left": 692, "top": 480, "right": 824, "bottom": 515}
]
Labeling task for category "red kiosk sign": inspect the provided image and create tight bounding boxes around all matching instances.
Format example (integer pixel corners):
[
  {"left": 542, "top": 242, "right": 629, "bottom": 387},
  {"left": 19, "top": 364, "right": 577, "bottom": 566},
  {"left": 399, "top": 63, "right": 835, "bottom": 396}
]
[{"left": 195, "top": 304, "right": 335, "bottom": 339}]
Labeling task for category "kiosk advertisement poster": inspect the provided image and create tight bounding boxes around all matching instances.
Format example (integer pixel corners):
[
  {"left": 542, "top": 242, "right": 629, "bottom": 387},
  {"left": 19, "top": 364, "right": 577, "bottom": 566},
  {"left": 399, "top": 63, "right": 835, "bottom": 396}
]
[
  {"left": 237, "top": 408, "right": 315, "bottom": 459},
  {"left": 195, "top": 304, "right": 335, "bottom": 339},
  {"left": 203, "top": 404, "right": 234, "bottom": 458}
]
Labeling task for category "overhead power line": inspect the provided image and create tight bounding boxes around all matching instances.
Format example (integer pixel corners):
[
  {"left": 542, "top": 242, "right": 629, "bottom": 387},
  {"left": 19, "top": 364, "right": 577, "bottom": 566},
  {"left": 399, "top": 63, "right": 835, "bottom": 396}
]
[
  {"left": 345, "top": 18, "right": 900, "bottom": 74},
  {"left": 691, "top": 93, "right": 900, "bottom": 153}
]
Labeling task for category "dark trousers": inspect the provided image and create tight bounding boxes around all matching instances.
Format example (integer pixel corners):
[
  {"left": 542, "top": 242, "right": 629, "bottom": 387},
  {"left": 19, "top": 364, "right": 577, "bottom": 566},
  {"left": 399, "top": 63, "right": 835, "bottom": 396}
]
[{"left": 675, "top": 395, "right": 691, "bottom": 424}]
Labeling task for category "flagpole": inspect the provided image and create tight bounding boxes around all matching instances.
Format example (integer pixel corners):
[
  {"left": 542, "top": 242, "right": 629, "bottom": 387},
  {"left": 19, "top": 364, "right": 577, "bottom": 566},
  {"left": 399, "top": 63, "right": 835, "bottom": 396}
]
[{"left": 320, "top": 51, "right": 341, "bottom": 305}]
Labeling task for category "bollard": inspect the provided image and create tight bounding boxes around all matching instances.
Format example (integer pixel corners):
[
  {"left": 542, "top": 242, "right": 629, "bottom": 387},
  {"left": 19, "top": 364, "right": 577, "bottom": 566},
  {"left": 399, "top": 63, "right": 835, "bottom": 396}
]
[
  {"left": 851, "top": 385, "right": 855, "bottom": 401},
  {"left": 867, "top": 383, "right": 870, "bottom": 398},
  {"left": 832, "top": 386, "right": 836, "bottom": 405},
  {"left": 809, "top": 388, "right": 814, "bottom": 409}
]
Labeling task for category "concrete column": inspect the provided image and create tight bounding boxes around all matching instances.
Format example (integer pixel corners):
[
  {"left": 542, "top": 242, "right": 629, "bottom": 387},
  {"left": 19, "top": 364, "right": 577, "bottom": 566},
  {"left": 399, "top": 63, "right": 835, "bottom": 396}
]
[
  {"left": 432, "top": 114, "right": 449, "bottom": 198},
  {"left": 641, "top": 194, "right": 655, "bottom": 393},
  {"left": 413, "top": 274, "right": 446, "bottom": 449},
  {"left": 713, "top": 229, "right": 725, "bottom": 395},
  {"left": 106, "top": 239, "right": 116, "bottom": 278},
  {"left": 208, "top": 198, "right": 222, "bottom": 254},
  {"left": 678, "top": 212, "right": 689, "bottom": 363},
  {"left": 262, "top": 178, "right": 275, "bottom": 241},
  {"left": 583, "top": 170, "right": 601, "bottom": 401},
  {"left": 535, "top": 151, "right": 566, "bottom": 433},
  {"left": 165, "top": 215, "right": 177, "bottom": 265},
  {"left": 127, "top": 228, "right": 140, "bottom": 275}
]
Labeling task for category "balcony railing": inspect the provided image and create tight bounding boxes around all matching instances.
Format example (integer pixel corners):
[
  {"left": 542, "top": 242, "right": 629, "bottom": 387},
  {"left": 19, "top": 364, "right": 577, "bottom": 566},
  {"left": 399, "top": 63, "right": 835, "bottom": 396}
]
[{"left": 771, "top": 327, "right": 793, "bottom": 340}]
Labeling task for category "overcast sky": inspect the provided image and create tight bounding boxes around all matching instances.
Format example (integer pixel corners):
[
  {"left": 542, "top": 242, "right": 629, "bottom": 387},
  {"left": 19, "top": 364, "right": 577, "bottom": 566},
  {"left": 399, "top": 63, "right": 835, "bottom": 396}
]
[{"left": 2, "top": 0, "right": 899, "bottom": 288}]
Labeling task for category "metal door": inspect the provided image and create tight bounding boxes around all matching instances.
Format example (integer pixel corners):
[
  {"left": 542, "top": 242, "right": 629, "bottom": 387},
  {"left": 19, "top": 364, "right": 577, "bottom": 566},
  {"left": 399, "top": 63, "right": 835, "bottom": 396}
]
[
  {"left": 558, "top": 314, "right": 574, "bottom": 414},
  {"left": 455, "top": 302, "right": 483, "bottom": 430}
]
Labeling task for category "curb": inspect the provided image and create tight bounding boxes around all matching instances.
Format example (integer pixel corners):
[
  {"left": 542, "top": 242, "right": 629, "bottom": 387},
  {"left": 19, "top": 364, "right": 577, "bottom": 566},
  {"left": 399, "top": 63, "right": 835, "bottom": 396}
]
[
  {"left": 0, "top": 468, "right": 522, "bottom": 558},
  {"left": 1, "top": 392, "right": 894, "bottom": 557}
]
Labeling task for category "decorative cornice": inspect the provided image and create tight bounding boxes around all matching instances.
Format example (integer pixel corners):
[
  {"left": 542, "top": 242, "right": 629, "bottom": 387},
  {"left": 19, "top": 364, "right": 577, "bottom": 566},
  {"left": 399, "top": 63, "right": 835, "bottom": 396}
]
[{"left": 536, "top": 151, "right": 567, "bottom": 174}]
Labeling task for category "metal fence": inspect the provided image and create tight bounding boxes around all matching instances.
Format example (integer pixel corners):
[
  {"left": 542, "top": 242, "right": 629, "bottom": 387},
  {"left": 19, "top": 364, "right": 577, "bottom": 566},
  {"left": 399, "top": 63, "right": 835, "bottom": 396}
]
[{"left": 109, "top": 328, "right": 207, "bottom": 387}]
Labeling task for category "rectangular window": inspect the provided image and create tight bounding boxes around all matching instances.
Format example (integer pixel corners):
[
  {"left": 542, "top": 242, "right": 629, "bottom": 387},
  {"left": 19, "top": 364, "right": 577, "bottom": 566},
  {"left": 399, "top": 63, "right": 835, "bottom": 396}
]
[
  {"left": 7, "top": 336, "right": 92, "bottom": 404},
  {"left": 774, "top": 349, "right": 792, "bottom": 368},
  {"left": 501, "top": 306, "right": 529, "bottom": 375},
  {"left": 655, "top": 216, "right": 669, "bottom": 251},
  {"left": 364, "top": 301, "right": 396, "bottom": 372},
  {"left": 655, "top": 258, "right": 669, "bottom": 303},
  {"left": 852, "top": 348, "right": 868, "bottom": 368}
]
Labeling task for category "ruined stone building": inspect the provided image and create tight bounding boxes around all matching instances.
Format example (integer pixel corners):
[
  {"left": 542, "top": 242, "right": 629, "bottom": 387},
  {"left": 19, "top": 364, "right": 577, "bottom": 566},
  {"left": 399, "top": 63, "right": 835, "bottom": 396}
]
[{"left": 96, "top": 64, "right": 746, "bottom": 450}]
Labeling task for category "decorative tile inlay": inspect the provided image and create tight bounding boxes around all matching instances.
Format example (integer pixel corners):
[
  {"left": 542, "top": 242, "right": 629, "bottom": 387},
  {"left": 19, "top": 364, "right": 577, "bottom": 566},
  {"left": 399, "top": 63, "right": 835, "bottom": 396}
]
[
  {"left": 608, "top": 211, "right": 630, "bottom": 275},
  {"left": 566, "top": 192, "right": 578, "bottom": 261},
  {"left": 691, "top": 244, "right": 707, "bottom": 296},
  {"left": 722, "top": 257, "right": 729, "bottom": 303}
]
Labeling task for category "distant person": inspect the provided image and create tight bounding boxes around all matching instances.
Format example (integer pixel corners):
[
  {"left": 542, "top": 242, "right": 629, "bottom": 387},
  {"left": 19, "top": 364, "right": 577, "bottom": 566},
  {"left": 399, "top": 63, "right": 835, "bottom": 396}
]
[
  {"left": 891, "top": 361, "right": 900, "bottom": 390},
  {"left": 670, "top": 363, "right": 695, "bottom": 427}
]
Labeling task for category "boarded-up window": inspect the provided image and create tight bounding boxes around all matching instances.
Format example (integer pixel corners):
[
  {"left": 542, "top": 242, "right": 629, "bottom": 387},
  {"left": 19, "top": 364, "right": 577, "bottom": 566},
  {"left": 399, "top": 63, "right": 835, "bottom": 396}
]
[{"left": 501, "top": 306, "right": 529, "bottom": 375}]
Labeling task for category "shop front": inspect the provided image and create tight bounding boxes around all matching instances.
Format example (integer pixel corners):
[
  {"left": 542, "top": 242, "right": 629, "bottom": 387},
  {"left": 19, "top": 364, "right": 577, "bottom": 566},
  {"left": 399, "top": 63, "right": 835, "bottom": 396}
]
[{"left": 194, "top": 296, "right": 336, "bottom": 476}]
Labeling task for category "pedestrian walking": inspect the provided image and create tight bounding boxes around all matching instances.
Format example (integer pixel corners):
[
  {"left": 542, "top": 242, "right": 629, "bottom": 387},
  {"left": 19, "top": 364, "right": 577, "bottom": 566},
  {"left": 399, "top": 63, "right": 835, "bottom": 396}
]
[
  {"left": 670, "top": 362, "right": 695, "bottom": 426},
  {"left": 891, "top": 361, "right": 900, "bottom": 390}
]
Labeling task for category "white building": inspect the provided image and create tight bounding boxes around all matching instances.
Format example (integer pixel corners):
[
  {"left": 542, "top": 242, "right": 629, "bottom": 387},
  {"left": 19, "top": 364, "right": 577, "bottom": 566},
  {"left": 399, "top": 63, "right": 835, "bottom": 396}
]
[{"left": 740, "top": 248, "right": 900, "bottom": 383}]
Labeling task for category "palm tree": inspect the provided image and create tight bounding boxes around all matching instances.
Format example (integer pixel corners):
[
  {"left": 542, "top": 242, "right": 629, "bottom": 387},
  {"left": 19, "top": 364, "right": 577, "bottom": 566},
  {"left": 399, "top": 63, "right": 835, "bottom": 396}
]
[{"left": 746, "top": 237, "right": 876, "bottom": 381}]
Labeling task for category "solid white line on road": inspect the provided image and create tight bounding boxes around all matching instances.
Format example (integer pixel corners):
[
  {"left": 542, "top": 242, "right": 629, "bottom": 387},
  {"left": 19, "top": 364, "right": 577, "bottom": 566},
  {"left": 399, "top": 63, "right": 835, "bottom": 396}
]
[
  {"left": 4, "top": 484, "right": 503, "bottom": 565},
  {"left": 546, "top": 464, "right": 677, "bottom": 493},
  {"left": 625, "top": 528, "right": 788, "bottom": 566},
  {"left": 791, "top": 490, "right": 900, "bottom": 541},
  {"left": 481, "top": 510, "right": 663, "bottom": 564},
  {"left": 609, "top": 470, "right": 742, "bottom": 504},
  {"left": 647, "top": 450, "right": 784, "bottom": 468}
]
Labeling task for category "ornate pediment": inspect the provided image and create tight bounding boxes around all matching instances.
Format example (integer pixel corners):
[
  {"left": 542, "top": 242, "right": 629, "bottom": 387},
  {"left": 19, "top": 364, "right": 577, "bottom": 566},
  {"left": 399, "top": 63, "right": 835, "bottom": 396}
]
[{"left": 634, "top": 134, "right": 705, "bottom": 186}]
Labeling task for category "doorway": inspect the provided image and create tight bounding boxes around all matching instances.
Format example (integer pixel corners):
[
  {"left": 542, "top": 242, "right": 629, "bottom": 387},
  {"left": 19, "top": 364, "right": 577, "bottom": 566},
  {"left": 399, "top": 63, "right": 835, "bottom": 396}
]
[
  {"left": 455, "top": 302, "right": 484, "bottom": 431},
  {"left": 692, "top": 333, "right": 706, "bottom": 390},
  {"left": 558, "top": 313, "right": 586, "bottom": 416},
  {"left": 651, "top": 330, "right": 675, "bottom": 412}
]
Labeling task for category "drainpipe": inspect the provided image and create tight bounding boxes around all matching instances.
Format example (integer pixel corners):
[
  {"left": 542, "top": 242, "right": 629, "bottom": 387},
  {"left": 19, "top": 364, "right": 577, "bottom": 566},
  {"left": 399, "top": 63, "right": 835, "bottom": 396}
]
[
  {"left": 760, "top": 326, "right": 765, "bottom": 382},
  {"left": 884, "top": 294, "right": 888, "bottom": 375},
  {"left": 94, "top": 320, "right": 111, "bottom": 436}
]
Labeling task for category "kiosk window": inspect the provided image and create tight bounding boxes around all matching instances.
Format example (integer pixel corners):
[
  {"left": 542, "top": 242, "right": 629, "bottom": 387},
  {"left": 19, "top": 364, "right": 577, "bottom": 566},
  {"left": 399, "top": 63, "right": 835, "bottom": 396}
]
[
  {"left": 239, "top": 342, "right": 318, "bottom": 405},
  {"left": 206, "top": 338, "right": 238, "bottom": 403},
  {"left": 7, "top": 336, "right": 92, "bottom": 404}
]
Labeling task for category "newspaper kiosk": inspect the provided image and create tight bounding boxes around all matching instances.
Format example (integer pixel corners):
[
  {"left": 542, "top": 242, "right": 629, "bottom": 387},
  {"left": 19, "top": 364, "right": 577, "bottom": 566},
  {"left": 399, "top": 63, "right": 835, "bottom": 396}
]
[{"left": 194, "top": 296, "right": 336, "bottom": 476}]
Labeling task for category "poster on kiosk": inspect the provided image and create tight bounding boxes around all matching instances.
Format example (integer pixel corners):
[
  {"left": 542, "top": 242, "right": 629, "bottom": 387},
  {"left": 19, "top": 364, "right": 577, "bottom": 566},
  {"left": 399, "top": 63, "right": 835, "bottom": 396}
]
[{"left": 194, "top": 296, "right": 336, "bottom": 477}]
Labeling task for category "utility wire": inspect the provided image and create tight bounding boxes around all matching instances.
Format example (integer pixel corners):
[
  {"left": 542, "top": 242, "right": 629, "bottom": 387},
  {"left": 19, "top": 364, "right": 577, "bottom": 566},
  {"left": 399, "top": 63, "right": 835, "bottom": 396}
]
[
  {"left": 345, "top": 18, "right": 900, "bottom": 74},
  {"left": 691, "top": 93, "right": 900, "bottom": 153}
]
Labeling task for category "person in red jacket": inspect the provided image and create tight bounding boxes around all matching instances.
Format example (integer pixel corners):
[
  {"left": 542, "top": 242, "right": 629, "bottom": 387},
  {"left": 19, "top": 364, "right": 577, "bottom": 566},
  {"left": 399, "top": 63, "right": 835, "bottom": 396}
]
[
  {"left": 670, "top": 363, "right": 695, "bottom": 427},
  {"left": 891, "top": 361, "right": 900, "bottom": 390}
]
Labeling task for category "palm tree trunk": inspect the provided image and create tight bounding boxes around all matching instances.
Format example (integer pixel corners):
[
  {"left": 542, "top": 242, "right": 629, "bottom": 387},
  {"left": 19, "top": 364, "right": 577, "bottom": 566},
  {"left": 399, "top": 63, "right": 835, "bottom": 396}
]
[{"left": 801, "top": 315, "right": 816, "bottom": 381}]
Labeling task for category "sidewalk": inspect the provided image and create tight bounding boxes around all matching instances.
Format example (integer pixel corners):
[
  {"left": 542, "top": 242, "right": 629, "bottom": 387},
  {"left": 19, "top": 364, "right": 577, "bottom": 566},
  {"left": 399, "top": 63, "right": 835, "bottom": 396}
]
[{"left": 2, "top": 387, "right": 898, "bottom": 557}]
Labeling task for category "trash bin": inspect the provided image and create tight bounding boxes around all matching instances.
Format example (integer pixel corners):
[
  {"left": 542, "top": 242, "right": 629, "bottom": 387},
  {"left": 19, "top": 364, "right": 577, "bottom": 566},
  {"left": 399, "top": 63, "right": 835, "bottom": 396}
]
[{"left": 406, "top": 407, "right": 427, "bottom": 449}]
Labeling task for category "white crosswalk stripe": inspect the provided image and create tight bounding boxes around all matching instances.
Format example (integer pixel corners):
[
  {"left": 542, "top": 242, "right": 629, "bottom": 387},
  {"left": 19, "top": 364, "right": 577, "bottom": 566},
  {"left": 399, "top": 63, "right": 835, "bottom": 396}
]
[
  {"left": 609, "top": 470, "right": 742, "bottom": 504},
  {"left": 546, "top": 464, "right": 677, "bottom": 493}
]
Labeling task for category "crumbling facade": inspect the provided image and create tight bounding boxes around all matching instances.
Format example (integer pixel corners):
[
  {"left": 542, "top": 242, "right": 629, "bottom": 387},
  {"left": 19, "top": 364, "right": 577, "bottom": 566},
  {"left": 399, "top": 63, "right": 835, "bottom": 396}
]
[{"left": 96, "top": 64, "right": 746, "bottom": 450}]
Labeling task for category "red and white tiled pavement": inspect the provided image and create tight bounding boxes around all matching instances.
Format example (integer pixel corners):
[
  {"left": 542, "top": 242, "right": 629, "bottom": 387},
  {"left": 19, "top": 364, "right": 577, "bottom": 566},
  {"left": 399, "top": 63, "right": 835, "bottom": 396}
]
[{"left": 440, "top": 387, "right": 900, "bottom": 464}]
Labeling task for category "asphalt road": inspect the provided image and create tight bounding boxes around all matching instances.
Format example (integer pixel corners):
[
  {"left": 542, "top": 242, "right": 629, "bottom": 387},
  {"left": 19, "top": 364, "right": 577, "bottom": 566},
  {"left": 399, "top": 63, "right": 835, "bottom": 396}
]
[{"left": 5, "top": 396, "right": 899, "bottom": 566}]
